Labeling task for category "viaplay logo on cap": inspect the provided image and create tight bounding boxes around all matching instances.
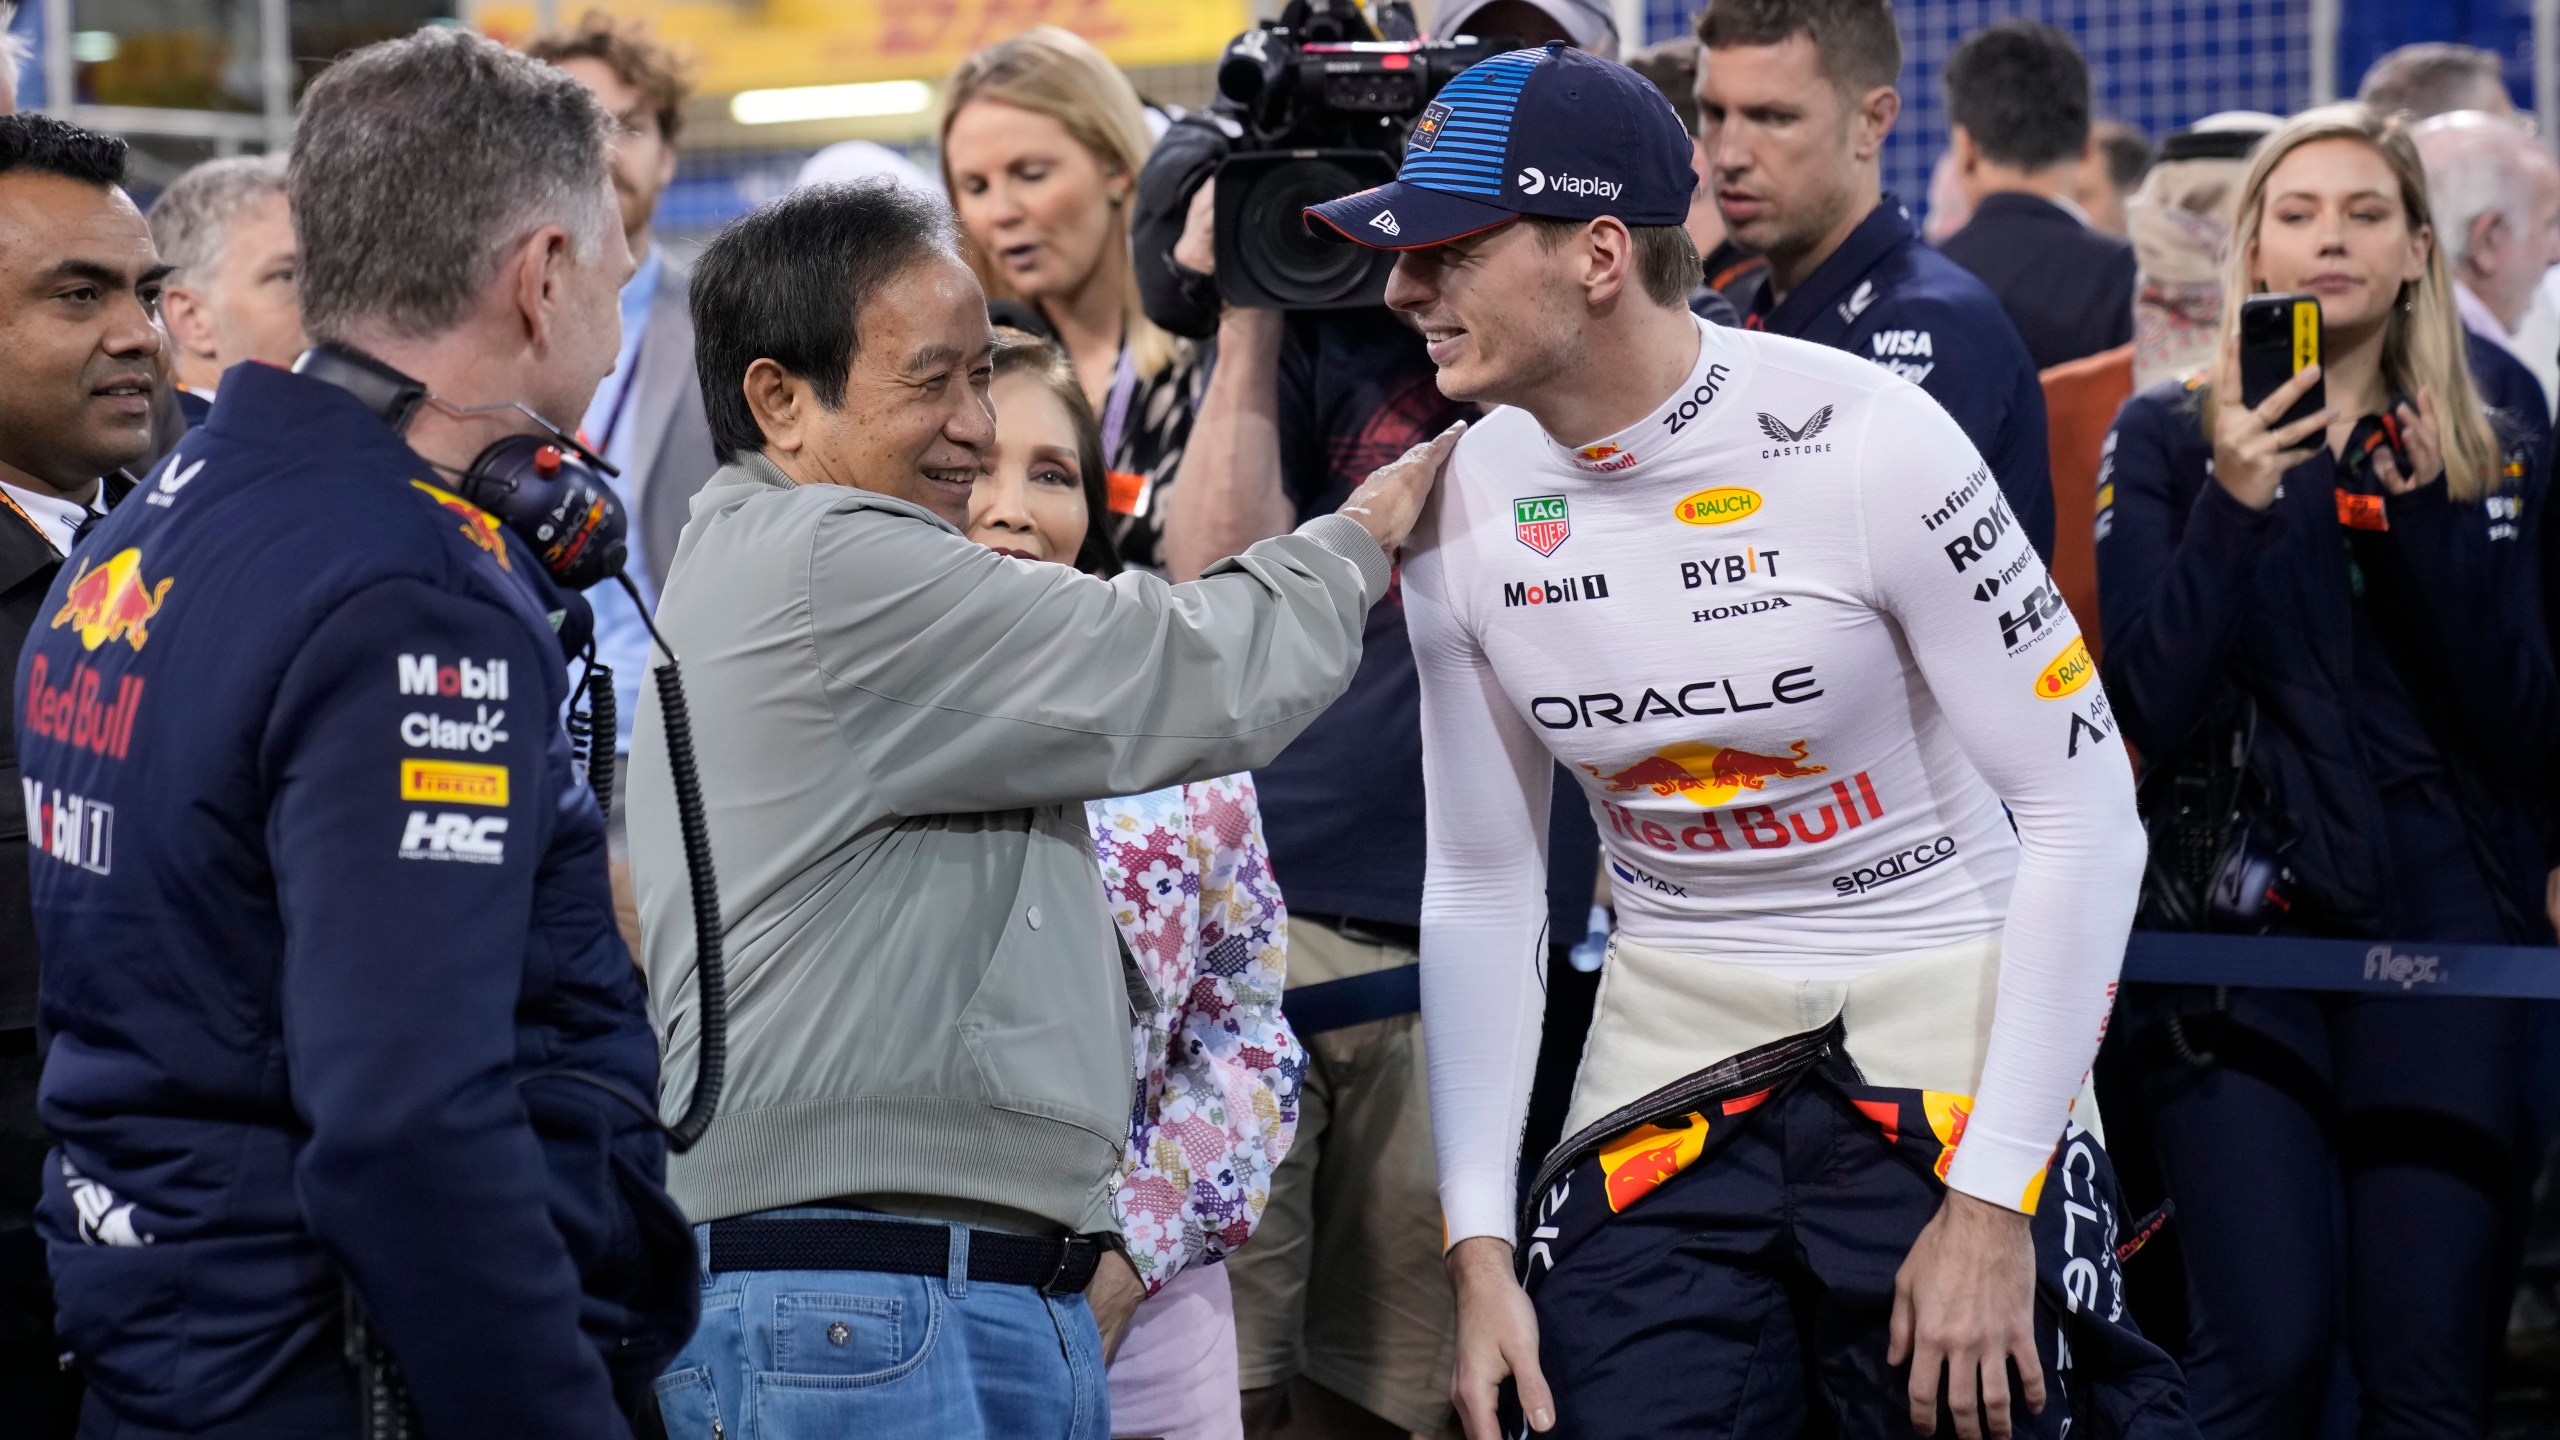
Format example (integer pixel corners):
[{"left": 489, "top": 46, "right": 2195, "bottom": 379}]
[{"left": 1517, "top": 165, "right": 1623, "bottom": 200}]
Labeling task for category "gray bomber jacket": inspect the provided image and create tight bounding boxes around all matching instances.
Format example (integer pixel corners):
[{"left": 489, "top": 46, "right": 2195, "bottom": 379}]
[{"left": 624, "top": 453, "right": 1387, "bottom": 1232}]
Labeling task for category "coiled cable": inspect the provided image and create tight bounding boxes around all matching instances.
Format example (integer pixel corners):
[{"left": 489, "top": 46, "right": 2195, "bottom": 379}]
[{"left": 616, "top": 574, "right": 725, "bottom": 1153}]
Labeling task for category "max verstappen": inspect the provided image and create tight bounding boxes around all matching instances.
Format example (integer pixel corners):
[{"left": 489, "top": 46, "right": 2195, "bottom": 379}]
[{"left": 1304, "top": 45, "right": 2196, "bottom": 1440}]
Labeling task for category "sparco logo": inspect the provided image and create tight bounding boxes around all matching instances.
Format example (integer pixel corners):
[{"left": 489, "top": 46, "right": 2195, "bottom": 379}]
[
  {"left": 1504, "top": 574, "right": 1610, "bottom": 608},
  {"left": 398, "top": 654, "right": 511, "bottom": 701},
  {"left": 1832, "top": 835, "right": 1958, "bottom": 895},
  {"left": 1517, "top": 166, "right": 1621, "bottom": 200}
]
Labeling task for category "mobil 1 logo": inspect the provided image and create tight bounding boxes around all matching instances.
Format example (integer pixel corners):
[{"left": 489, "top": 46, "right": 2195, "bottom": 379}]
[{"left": 1504, "top": 574, "right": 1611, "bottom": 609}]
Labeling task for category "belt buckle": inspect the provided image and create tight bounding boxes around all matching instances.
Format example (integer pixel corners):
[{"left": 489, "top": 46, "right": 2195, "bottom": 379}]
[{"left": 1039, "top": 1236, "right": 1087, "bottom": 1296}]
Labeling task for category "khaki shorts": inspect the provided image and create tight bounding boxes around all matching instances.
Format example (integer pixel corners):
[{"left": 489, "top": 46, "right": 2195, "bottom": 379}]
[{"left": 1228, "top": 916, "right": 1458, "bottom": 1437}]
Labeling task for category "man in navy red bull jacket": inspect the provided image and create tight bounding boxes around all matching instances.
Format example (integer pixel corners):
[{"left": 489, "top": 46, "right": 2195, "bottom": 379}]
[
  {"left": 1693, "top": 0, "right": 2056, "bottom": 558},
  {"left": 21, "top": 28, "right": 691, "bottom": 1438}
]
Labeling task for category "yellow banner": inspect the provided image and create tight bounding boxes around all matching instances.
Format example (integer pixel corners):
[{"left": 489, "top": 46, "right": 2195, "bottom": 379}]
[{"left": 476, "top": 0, "right": 1250, "bottom": 94}]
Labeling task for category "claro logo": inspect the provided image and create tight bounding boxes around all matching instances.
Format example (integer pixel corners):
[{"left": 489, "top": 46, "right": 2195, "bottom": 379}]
[
  {"left": 2035, "top": 638, "right": 2096, "bottom": 699},
  {"left": 1673, "top": 487, "right": 1761, "bottom": 526}
]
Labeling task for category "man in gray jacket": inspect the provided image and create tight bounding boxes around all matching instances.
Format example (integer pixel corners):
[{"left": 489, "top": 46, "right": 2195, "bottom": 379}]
[{"left": 623, "top": 182, "right": 1455, "bottom": 1438}]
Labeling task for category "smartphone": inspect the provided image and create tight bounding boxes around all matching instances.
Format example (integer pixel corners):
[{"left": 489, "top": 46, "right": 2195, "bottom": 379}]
[{"left": 2238, "top": 292, "right": 2323, "bottom": 427}]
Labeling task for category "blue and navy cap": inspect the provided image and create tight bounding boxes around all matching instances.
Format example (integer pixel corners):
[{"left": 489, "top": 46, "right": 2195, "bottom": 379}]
[{"left": 1305, "top": 43, "right": 1696, "bottom": 250}]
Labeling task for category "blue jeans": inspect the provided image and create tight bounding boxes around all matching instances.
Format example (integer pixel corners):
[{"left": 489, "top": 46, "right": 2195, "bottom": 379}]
[{"left": 653, "top": 1209, "right": 1109, "bottom": 1440}]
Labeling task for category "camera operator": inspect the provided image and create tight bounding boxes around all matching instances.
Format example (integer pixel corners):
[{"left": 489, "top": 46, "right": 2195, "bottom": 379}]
[
  {"left": 25, "top": 28, "right": 694, "bottom": 1437},
  {"left": 2096, "top": 104, "right": 2554, "bottom": 1437},
  {"left": 622, "top": 178, "right": 1450, "bottom": 1439},
  {"left": 1138, "top": 5, "right": 1610, "bottom": 1434},
  {"left": 1693, "top": 0, "right": 2055, "bottom": 557}
]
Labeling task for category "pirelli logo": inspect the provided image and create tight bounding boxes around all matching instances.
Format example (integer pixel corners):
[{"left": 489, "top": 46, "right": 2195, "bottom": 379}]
[{"left": 400, "top": 759, "right": 509, "bottom": 808}]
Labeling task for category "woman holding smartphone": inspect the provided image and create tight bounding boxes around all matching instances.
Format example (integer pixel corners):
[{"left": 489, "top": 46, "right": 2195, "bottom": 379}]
[{"left": 2096, "top": 104, "right": 2554, "bottom": 1438}]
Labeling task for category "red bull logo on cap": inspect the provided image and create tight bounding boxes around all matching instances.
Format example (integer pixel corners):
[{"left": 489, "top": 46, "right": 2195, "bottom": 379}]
[
  {"left": 412, "top": 481, "right": 512, "bottom": 572},
  {"left": 1582, "top": 739, "right": 1825, "bottom": 808},
  {"left": 51, "top": 548, "right": 172, "bottom": 653}
]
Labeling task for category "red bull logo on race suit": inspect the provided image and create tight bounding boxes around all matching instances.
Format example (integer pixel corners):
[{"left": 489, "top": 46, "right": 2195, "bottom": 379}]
[
  {"left": 51, "top": 549, "right": 172, "bottom": 653},
  {"left": 412, "top": 480, "right": 512, "bottom": 571},
  {"left": 1583, "top": 739, "right": 1825, "bottom": 807}
]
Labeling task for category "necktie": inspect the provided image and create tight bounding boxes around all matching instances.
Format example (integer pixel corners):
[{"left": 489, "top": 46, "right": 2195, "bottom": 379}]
[{"left": 67, "top": 507, "right": 100, "bottom": 553}]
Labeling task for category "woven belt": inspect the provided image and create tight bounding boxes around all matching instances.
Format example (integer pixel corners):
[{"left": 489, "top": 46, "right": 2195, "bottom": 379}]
[{"left": 706, "top": 1215, "right": 1109, "bottom": 1295}]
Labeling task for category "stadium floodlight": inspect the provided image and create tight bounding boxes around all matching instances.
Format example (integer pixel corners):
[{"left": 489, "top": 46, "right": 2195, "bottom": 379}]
[{"left": 730, "top": 81, "right": 933, "bottom": 126}]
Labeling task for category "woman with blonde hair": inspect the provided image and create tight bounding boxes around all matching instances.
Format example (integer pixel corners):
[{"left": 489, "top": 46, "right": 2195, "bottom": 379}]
[
  {"left": 942, "top": 26, "right": 1203, "bottom": 572},
  {"left": 2095, "top": 103, "right": 2554, "bottom": 1437}
]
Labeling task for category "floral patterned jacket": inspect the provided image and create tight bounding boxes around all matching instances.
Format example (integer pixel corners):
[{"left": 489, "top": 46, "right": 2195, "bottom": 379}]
[{"left": 1088, "top": 773, "right": 1302, "bottom": 1294}]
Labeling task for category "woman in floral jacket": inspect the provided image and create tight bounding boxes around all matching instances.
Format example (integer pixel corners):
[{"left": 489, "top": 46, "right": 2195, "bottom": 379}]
[
  {"left": 1090, "top": 779, "right": 1300, "bottom": 1438},
  {"left": 967, "top": 328, "right": 1300, "bottom": 1440}
]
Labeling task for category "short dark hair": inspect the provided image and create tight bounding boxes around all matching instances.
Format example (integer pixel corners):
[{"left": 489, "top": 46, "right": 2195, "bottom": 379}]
[
  {"left": 525, "top": 8, "right": 695, "bottom": 147},
  {"left": 692, "top": 180, "right": 959, "bottom": 466},
  {"left": 1522, "top": 216, "right": 1701, "bottom": 309},
  {"left": 0, "top": 114, "right": 126, "bottom": 190},
  {"left": 1695, "top": 0, "right": 1901, "bottom": 95},
  {"left": 2096, "top": 121, "right": 2153, "bottom": 193},
  {"left": 1943, "top": 22, "right": 2090, "bottom": 171},
  {"left": 1626, "top": 37, "right": 1701, "bottom": 136},
  {"left": 293, "top": 26, "right": 613, "bottom": 344}
]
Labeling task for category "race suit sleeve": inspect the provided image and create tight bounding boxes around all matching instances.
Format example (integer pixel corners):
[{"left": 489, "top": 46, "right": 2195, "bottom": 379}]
[
  {"left": 1859, "top": 294, "right": 2056, "bottom": 560},
  {"left": 1854, "top": 383, "right": 2149, "bottom": 1213},
  {"left": 808, "top": 507, "right": 1390, "bottom": 816},
  {"left": 1108, "top": 775, "right": 1300, "bottom": 1293},
  {"left": 263, "top": 577, "right": 624, "bottom": 1440},
  {"left": 1406, "top": 481, "right": 1558, "bottom": 1248}
]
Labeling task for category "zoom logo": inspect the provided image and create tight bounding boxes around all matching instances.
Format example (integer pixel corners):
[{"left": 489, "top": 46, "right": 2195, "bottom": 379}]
[{"left": 1831, "top": 835, "right": 1957, "bottom": 895}]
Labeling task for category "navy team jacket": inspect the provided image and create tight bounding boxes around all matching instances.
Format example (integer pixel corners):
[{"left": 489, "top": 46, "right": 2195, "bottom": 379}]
[
  {"left": 20, "top": 361, "right": 693, "bottom": 1434},
  {"left": 1748, "top": 195, "right": 2057, "bottom": 560}
]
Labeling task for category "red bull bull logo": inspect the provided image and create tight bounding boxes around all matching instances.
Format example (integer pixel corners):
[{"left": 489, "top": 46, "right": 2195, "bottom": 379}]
[
  {"left": 1582, "top": 739, "right": 1826, "bottom": 807},
  {"left": 1596, "top": 1112, "right": 1709, "bottom": 1213},
  {"left": 1923, "top": 1091, "right": 1972, "bottom": 1183},
  {"left": 1571, "top": 442, "right": 1637, "bottom": 474},
  {"left": 411, "top": 481, "right": 512, "bottom": 572},
  {"left": 51, "top": 548, "right": 172, "bottom": 653}
]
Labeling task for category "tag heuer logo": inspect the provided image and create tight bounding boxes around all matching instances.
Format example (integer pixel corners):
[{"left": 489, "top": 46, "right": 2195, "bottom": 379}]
[
  {"left": 1514, "top": 495, "right": 1569, "bottom": 555},
  {"left": 1409, "top": 102, "right": 1451, "bottom": 154},
  {"left": 1757, "top": 407, "right": 1832, "bottom": 444},
  {"left": 1368, "top": 209, "right": 1401, "bottom": 237}
]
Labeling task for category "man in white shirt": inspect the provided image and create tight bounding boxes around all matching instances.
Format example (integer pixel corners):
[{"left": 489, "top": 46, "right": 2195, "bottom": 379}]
[{"left": 1305, "top": 43, "right": 2187, "bottom": 1440}]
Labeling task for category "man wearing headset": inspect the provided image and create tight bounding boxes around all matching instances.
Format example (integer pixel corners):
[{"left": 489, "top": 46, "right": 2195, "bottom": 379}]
[{"left": 22, "top": 28, "right": 690, "bottom": 1438}]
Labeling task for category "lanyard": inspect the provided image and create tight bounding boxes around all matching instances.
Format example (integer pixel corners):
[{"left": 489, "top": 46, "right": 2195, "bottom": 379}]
[
  {"left": 592, "top": 324, "right": 649, "bottom": 461},
  {"left": 0, "top": 485, "right": 91, "bottom": 558},
  {"left": 1098, "top": 345, "right": 1139, "bottom": 464}
]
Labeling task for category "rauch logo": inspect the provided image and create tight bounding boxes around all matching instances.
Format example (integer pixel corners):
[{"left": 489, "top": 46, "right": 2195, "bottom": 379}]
[{"left": 1674, "top": 488, "right": 1761, "bottom": 526}]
